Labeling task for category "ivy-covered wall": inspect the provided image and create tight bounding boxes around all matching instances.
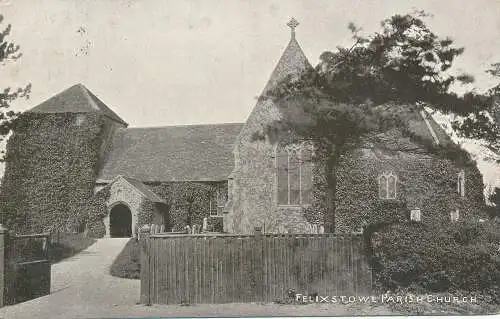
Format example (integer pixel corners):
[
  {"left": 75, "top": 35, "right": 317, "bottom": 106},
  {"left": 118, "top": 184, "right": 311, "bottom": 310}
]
[
  {"left": 0, "top": 112, "right": 116, "bottom": 234},
  {"left": 230, "top": 98, "right": 486, "bottom": 234},
  {"left": 307, "top": 130, "right": 487, "bottom": 233},
  {"left": 229, "top": 98, "right": 318, "bottom": 234},
  {"left": 145, "top": 181, "right": 227, "bottom": 232},
  {"left": 1, "top": 105, "right": 485, "bottom": 238},
  {"left": 334, "top": 149, "right": 485, "bottom": 232}
]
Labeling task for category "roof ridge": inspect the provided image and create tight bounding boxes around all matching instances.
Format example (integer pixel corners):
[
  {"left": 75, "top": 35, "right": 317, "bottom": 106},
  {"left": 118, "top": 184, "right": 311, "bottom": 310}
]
[
  {"left": 27, "top": 83, "right": 128, "bottom": 126},
  {"left": 77, "top": 83, "right": 101, "bottom": 111},
  {"left": 80, "top": 85, "right": 128, "bottom": 126},
  {"left": 124, "top": 122, "right": 244, "bottom": 130},
  {"left": 115, "top": 175, "right": 166, "bottom": 203},
  {"left": 261, "top": 36, "right": 312, "bottom": 95}
]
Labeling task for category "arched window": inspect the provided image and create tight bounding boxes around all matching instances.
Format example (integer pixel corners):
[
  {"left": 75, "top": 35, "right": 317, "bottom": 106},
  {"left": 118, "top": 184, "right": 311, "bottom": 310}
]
[
  {"left": 378, "top": 175, "right": 388, "bottom": 199},
  {"left": 277, "top": 143, "right": 313, "bottom": 206},
  {"left": 378, "top": 172, "right": 397, "bottom": 199},
  {"left": 388, "top": 174, "right": 397, "bottom": 199}
]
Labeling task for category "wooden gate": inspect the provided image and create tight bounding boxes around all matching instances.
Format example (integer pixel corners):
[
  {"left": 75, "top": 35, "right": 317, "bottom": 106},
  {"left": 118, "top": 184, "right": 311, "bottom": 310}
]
[{"left": 1, "top": 230, "right": 51, "bottom": 306}]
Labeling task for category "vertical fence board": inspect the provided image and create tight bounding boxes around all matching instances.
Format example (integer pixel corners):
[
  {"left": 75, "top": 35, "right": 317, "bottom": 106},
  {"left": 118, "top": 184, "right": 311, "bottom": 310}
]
[
  {"left": 230, "top": 237, "right": 236, "bottom": 302},
  {"left": 331, "top": 234, "right": 337, "bottom": 297},
  {"left": 216, "top": 237, "right": 221, "bottom": 304},
  {"left": 164, "top": 239, "right": 168, "bottom": 304},
  {"left": 140, "top": 236, "right": 150, "bottom": 304},
  {"left": 141, "top": 234, "right": 372, "bottom": 305},
  {"left": 174, "top": 238, "right": 180, "bottom": 304},
  {"left": 156, "top": 239, "right": 160, "bottom": 304},
  {"left": 352, "top": 238, "right": 357, "bottom": 294},
  {"left": 192, "top": 237, "right": 197, "bottom": 304},
  {"left": 342, "top": 236, "right": 347, "bottom": 295},
  {"left": 209, "top": 237, "right": 214, "bottom": 304},
  {"left": 157, "top": 239, "right": 161, "bottom": 304},
  {"left": 149, "top": 239, "right": 155, "bottom": 304},
  {"left": 187, "top": 237, "right": 193, "bottom": 304},
  {"left": 277, "top": 236, "right": 283, "bottom": 301},
  {"left": 163, "top": 238, "right": 168, "bottom": 304},
  {"left": 200, "top": 237, "right": 206, "bottom": 304}
]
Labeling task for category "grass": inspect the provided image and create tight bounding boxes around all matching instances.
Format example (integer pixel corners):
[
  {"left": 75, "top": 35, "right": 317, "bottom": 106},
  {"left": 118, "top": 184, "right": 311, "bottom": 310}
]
[
  {"left": 51, "top": 232, "right": 97, "bottom": 264},
  {"left": 110, "top": 238, "right": 141, "bottom": 279}
]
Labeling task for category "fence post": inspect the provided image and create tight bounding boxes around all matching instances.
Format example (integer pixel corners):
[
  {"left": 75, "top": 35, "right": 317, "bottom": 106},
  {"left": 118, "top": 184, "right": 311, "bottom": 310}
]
[
  {"left": 0, "top": 224, "right": 6, "bottom": 307},
  {"left": 139, "top": 225, "right": 152, "bottom": 305}
]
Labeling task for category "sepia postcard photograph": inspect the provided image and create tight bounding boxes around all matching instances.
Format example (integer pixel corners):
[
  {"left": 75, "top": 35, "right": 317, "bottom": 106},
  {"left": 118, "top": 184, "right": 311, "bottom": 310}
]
[{"left": 0, "top": 0, "right": 498, "bottom": 318}]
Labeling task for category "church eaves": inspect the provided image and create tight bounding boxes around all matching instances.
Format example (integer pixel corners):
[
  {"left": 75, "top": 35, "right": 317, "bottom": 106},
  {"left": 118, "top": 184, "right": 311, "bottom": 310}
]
[
  {"left": 261, "top": 18, "right": 313, "bottom": 95},
  {"left": 28, "top": 83, "right": 128, "bottom": 126}
]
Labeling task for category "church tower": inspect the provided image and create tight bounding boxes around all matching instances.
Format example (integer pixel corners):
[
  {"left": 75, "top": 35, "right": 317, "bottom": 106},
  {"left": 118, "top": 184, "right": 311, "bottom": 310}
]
[
  {"left": 226, "top": 18, "right": 317, "bottom": 234},
  {"left": 1, "top": 84, "right": 127, "bottom": 233}
]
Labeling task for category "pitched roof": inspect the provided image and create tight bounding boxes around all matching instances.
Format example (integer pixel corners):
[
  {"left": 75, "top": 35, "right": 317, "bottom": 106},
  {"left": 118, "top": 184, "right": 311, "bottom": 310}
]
[
  {"left": 28, "top": 84, "right": 128, "bottom": 126},
  {"left": 237, "top": 24, "right": 313, "bottom": 144},
  {"left": 373, "top": 103, "right": 453, "bottom": 147},
  {"left": 115, "top": 176, "right": 166, "bottom": 203},
  {"left": 262, "top": 35, "right": 312, "bottom": 95},
  {"left": 273, "top": 93, "right": 454, "bottom": 150},
  {"left": 97, "top": 123, "right": 244, "bottom": 182}
]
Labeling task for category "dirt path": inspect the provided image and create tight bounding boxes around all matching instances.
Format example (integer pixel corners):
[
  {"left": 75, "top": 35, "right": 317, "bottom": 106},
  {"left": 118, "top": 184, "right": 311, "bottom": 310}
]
[{"left": 0, "top": 238, "right": 396, "bottom": 318}]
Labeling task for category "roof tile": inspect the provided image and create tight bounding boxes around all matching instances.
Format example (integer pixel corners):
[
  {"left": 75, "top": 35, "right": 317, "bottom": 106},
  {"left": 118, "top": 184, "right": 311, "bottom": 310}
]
[
  {"left": 98, "top": 123, "right": 243, "bottom": 182},
  {"left": 28, "top": 84, "right": 128, "bottom": 126}
]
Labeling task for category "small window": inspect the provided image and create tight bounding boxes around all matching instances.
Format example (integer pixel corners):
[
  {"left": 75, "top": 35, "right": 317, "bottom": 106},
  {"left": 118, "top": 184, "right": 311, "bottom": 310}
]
[
  {"left": 450, "top": 209, "right": 460, "bottom": 222},
  {"left": 457, "top": 170, "right": 465, "bottom": 197},
  {"left": 75, "top": 114, "right": 85, "bottom": 126},
  {"left": 410, "top": 208, "right": 421, "bottom": 222},
  {"left": 209, "top": 189, "right": 226, "bottom": 217},
  {"left": 379, "top": 175, "right": 388, "bottom": 199},
  {"left": 378, "top": 172, "right": 397, "bottom": 199}
]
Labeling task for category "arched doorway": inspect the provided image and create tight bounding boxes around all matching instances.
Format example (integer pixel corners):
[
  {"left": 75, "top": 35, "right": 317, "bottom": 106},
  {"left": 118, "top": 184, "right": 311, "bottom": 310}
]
[{"left": 109, "top": 204, "right": 132, "bottom": 238}]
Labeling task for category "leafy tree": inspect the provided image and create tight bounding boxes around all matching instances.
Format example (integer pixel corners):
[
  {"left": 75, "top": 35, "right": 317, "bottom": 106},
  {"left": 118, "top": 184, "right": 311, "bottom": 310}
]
[
  {"left": 451, "top": 62, "right": 500, "bottom": 154},
  {"left": 0, "top": 14, "right": 31, "bottom": 159},
  {"left": 263, "top": 12, "right": 482, "bottom": 231},
  {"left": 489, "top": 187, "right": 500, "bottom": 218},
  {"left": 317, "top": 12, "right": 475, "bottom": 111},
  {"left": 486, "top": 62, "right": 500, "bottom": 95}
]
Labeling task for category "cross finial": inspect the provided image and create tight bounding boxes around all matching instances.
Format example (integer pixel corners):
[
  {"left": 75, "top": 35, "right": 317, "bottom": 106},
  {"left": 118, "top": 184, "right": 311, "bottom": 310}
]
[{"left": 287, "top": 17, "right": 299, "bottom": 39}]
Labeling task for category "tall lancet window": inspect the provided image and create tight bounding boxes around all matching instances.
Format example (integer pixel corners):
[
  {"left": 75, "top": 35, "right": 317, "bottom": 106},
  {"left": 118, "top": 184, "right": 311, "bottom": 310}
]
[
  {"left": 277, "top": 143, "right": 313, "bottom": 206},
  {"left": 457, "top": 169, "right": 465, "bottom": 197},
  {"left": 378, "top": 172, "right": 397, "bottom": 199}
]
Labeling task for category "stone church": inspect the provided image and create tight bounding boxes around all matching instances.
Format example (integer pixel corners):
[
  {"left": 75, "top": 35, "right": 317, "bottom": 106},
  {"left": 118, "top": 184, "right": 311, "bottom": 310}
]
[{"left": 1, "top": 19, "right": 486, "bottom": 237}]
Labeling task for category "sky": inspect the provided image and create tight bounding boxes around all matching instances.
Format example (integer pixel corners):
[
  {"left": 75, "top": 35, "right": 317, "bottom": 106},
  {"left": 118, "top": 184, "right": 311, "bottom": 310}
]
[{"left": 1, "top": 0, "right": 500, "bottom": 128}]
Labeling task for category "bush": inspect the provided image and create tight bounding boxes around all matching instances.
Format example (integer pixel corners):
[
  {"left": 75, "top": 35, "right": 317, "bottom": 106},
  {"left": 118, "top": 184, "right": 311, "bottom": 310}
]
[
  {"left": 371, "top": 220, "right": 500, "bottom": 303},
  {"left": 50, "top": 232, "right": 96, "bottom": 263},
  {"left": 86, "top": 219, "right": 106, "bottom": 238}
]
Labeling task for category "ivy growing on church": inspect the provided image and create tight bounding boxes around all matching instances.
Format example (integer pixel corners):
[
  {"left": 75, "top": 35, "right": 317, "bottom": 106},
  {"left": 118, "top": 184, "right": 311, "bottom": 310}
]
[
  {"left": 298, "top": 125, "right": 486, "bottom": 233},
  {"left": 0, "top": 112, "right": 107, "bottom": 234},
  {"left": 145, "top": 181, "right": 227, "bottom": 232},
  {"left": 85, "top": 185, "right": 111, "bottom": 238}
]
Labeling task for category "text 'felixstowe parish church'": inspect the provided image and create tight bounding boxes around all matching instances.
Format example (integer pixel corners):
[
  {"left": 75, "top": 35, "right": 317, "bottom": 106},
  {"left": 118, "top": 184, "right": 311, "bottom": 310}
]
[{"left": 0, "top": 19, "right": 486, "bottom": 237}]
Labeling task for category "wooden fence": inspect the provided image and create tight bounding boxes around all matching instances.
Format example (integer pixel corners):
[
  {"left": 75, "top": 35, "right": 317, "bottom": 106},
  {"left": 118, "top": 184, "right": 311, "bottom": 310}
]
[{"left": 140, "top": 232, "right": 372, "bottom": 305}]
